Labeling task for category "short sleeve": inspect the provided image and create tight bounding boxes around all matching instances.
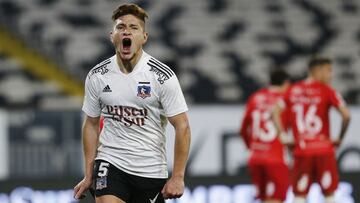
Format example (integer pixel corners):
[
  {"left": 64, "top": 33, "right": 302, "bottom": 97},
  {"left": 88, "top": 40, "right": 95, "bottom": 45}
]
[
  {"left": 328, "top": 87, "right": 346, "bottom": 108},
  {"left": 159, "top": 75, "right": 188, "bottom": 117},
  {"left": 82, "top": 75, "right": 101, "bottom": 117}
]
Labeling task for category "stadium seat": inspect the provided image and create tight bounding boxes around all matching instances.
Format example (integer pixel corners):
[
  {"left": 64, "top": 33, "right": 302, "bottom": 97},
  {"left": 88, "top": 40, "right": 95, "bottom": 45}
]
[{"left": 0, "top": 0, "right": 359, "bottom": 105}]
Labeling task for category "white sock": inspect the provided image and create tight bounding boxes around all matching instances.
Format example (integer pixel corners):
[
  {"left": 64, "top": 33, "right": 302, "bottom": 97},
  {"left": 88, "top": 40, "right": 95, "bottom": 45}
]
[
  {"left": 325, "top": 195, "right": 335, "bottom": 203},
  {"left": 293, "top": 196, "right": 306, "bottom": 203}
]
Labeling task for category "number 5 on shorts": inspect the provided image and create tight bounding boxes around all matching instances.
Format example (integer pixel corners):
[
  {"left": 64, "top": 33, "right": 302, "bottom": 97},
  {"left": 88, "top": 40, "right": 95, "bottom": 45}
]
[{"left": 98, "top": 162, "right": 110, "bottom": 177}]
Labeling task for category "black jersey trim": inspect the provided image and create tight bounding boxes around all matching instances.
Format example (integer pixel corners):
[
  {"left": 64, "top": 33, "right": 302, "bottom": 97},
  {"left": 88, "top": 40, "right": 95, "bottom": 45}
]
[
  {"left": 90, "top": 59, "right": 111, "bottom": 77},
  {"left": 96, "top": 58, "right": 111, "bottom": 67},
  {"left": 149, "top": 58, "right": 174, "bottom": 77},
  {"left": 147, "top": 62, "right": 171, "bottom": 79}
]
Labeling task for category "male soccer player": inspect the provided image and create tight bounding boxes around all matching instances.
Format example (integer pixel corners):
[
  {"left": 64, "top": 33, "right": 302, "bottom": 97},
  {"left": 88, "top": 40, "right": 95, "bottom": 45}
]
[
  {"left": 240, "top": 69, "right": 291, "bottom": 203},
  {"left": 73, "top": 4, "right": 191, "bottom": 203},
  {"left": 273, "top": 57, "right": 351, "bottom": 203}
]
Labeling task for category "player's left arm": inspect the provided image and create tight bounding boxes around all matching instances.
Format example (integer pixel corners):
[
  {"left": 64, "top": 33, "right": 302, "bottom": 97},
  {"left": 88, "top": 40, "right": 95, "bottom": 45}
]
[
  {"left": 329, "top": 89, "right": 351, "bottom": 146},
  {"left": 272, "top": 99, "right": 293, "bottom": 146},
  {"left": 272, "top": 102, "right": 286, "bottom": 135},
  {"left": 334, "top": 105, "right": 351, "bottom": 147},
  {"left": 162, "top": 112, "right": 191, "bottom": 199}
]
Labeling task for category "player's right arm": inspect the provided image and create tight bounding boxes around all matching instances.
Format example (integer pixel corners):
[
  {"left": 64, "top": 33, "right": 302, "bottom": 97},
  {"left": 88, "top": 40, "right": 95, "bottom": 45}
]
[
  {"left": 74, "top": 70, "right": 102, "bottom": 199},
  {"left": 74, "top": 115, "right": 100, "bottom": 199}
]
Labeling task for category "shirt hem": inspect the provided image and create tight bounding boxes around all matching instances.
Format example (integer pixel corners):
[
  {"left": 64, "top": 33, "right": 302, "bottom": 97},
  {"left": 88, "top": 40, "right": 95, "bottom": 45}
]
[{"left": 95, "top": 157, "right": 168, "bottom": 179}]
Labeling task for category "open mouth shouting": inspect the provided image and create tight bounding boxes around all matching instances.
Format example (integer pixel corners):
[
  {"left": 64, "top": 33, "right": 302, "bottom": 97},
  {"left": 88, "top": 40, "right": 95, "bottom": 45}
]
[{"left": 122, "top": 38, "right": 132, "bottom": 54}]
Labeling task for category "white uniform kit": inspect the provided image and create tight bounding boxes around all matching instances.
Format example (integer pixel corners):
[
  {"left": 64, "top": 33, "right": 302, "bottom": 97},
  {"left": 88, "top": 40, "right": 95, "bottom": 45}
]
[{"left": 82, "top": 50, "right": 188, "bottom": 179}]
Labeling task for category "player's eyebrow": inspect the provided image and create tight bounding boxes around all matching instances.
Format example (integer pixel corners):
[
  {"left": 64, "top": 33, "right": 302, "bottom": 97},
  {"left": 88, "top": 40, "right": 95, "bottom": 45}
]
[
  {"left": 115, "top": 22, "right": 140, "bottom": 29},
  {"left": 130, "top": 24, "right": 139, "bottom": 28},
  {"left": 115, "top": 22, "right": 125, "bottom": 28}
]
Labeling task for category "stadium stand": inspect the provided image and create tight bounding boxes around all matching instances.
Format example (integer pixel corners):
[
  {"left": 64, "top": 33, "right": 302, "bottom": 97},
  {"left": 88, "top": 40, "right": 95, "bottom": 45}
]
[
  {"left": 0, "top": 55, "right": 82, "bottom": 109},
  {"left": 0, "top": 0, "right": 360, "bottom": 107}
]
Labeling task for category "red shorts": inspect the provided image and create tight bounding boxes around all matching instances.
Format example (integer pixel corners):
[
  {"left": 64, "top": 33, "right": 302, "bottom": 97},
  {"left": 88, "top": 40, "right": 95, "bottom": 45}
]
[
  {"left": 249, "top": 162, "right": 289, "bottom": 201},
  {"left": 292, "top": 153, "right": 339, "bottom": 195}
]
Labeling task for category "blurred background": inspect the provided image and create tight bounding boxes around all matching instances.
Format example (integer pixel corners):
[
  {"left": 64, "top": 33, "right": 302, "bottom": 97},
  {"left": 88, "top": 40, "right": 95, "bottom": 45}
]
[{"left": 0, "top": 0, "right": 359, "bottom": 202}]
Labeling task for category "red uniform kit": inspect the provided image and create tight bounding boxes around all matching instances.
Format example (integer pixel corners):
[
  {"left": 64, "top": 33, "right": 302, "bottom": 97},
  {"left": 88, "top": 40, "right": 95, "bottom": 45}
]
[
  {"left": 282, "top": 79, "right": 345, "bottom": 195},
  {"left": 99, "top": 116, "right": 105, "bottom": 131},
  {"left": 240, "top": 88, "right": 290, "bottom": 201}
]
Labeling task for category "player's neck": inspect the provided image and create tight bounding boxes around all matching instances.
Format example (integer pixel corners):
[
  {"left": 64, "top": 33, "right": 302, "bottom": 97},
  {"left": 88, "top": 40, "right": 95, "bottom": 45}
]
[
  {"left": 307, "top": 76, "right": 323, "bottom": 84},
  {"left": 116, "top": 50, "right": 143, "bottom": 74},
  {"left": 269, "top": 84, "right": 289, "bottom": 93},
  {"left": 269, "top": 85, "right": 281, "bottom": 92}
]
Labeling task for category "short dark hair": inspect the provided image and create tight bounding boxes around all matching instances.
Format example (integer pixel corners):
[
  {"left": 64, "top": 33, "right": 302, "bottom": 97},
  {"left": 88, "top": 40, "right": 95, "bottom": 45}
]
[
  {"left": 270, "top": 69, "right": 289, "bottom": 86},
  {"left": 308, "top": 56, "right": 332, "bottom": 70},
  {"left": 112, "top": 4, "right": 148, "bottom": 23}
]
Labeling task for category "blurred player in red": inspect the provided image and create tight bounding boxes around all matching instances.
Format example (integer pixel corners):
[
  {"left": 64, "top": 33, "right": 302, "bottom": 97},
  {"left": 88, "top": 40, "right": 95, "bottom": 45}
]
[
  {"left": 240, "top": 69, "right": 291, "bottom": 203},
  {"left": 99, "top": 116, "right": 104, "bottom": 131},
  {"left": 273, "top": 56, "right": 351, "bottom": 203}
]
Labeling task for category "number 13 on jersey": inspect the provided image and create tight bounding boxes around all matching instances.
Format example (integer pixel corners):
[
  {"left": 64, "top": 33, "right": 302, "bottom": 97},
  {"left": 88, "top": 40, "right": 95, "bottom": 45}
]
[{"left": 251, "top": 110, "right": 277, "bottom": 142}]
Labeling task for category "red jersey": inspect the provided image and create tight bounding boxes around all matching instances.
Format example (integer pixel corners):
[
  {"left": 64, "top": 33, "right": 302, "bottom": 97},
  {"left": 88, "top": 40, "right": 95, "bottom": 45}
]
[
  {"left": 99, "top": 116, "right": 104, "bottom": 131},
  {"left": 240, "top": 88, "right": 289, "bottom": 164},
  {"left": 283, "top": 79, "right": 345, "bottom": 156}
]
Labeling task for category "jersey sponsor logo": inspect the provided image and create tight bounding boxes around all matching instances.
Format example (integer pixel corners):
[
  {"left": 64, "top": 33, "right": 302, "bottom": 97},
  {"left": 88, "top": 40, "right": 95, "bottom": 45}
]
[
  {"left": 147, "top": 58, "right": 174, "bottom": 84},
  {"left": 90, "top": 59, "right": 110, "bottom": 77},
  {"left": 106, "top": 105, "right": 148, "bottom": 127},
  {"left": 137, "top": 82, "right": 151, "bottom": 99},
  {"left": 103, "top": 85, "right": 112, "bottom": 92},
  {"left": 305, "top": 89, "right": 321, "bottom": 95},
  {"left": 290, "top": 95, "right": 321, "bottom": 104}
]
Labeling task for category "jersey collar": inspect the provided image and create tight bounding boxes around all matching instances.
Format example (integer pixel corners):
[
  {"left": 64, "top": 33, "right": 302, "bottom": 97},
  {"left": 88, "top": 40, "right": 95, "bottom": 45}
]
[{"left": 114, "top": 50, "right": 149, "bottom": 76}]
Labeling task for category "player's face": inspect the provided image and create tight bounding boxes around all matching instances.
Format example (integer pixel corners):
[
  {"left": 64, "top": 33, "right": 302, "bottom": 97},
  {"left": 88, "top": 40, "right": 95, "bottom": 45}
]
[
  {"left": 319, "top": 64, "right": 333, "bottom": 84},
  {"left": 110, "top": 15, "right": 148, "bottom": 61}
]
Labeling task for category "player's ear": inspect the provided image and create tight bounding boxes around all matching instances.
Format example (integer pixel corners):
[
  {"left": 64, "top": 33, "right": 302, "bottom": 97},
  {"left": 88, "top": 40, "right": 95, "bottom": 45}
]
[
  {"left": 109, "top": 31, "right": 114, "bottom": 44},
  {"left": 143, "top": 32, "right": 148, "bottom": 44}
]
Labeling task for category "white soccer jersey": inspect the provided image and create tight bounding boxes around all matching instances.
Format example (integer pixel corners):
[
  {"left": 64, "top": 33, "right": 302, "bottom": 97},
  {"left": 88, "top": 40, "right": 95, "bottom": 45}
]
[{"left": 82, "top": 51, "right": 188, "bottom": 178}]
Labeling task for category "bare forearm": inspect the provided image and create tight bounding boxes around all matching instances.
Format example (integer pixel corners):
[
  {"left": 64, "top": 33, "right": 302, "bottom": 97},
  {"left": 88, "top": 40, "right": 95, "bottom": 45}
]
[
  {"left": 337, "top": 106, "right": 351, "bottom": 142},
  {"left": 338, "top": 116, "right": 350, "bottom": 141},
  {"left": 272, "top": 105, "right": 284, "bottom": 133},
  {"left": 172, "top": 125, "right": 191, "bottom": 178},
  {"left": 82, "top": 120, "right": 100, "bottom": 178}
]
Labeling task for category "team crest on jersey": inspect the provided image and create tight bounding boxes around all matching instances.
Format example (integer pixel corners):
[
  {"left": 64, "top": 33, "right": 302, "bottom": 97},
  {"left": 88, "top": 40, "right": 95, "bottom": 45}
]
[{"left": 137, "top": 82, "right": 151, "bottom": 99}]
